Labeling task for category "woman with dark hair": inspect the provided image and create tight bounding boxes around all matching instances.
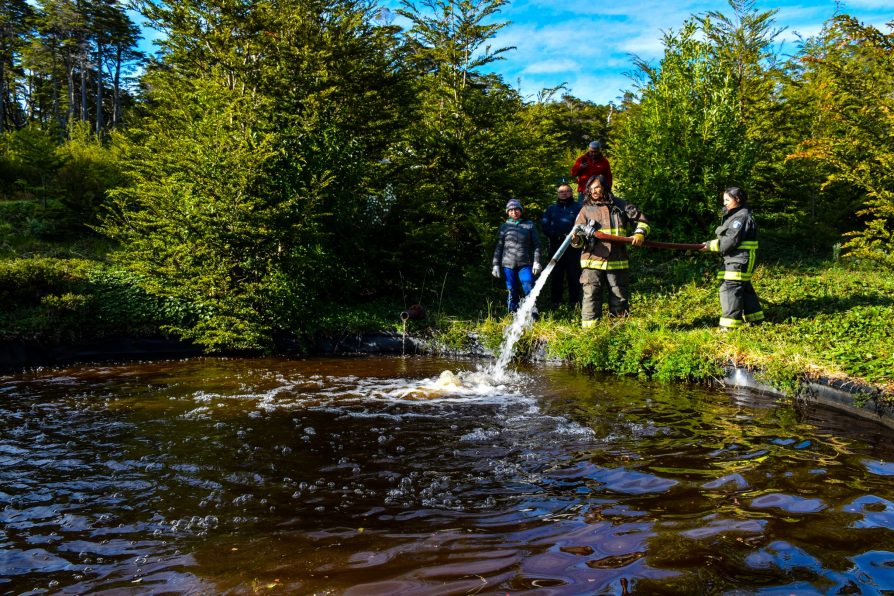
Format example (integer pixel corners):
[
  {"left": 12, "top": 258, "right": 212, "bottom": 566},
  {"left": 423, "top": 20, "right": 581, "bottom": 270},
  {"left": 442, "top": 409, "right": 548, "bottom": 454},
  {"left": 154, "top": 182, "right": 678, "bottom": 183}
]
[
  {"left": 570, "top": 174, "right": 650, "bottom": 327},
  {"left": 702, "top": 187, "right": 765, "bottom": 329}
]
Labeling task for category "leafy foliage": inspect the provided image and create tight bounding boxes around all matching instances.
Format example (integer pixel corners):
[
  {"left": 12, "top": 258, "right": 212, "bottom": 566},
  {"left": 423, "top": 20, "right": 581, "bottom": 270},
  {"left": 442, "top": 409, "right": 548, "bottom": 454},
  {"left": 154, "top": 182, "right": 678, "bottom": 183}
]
[
  {"left": 612, "top": 20, "right": 755, "bottom": 238},
  {"left": 788, "top": 16, "right": 894, "bottom": 268},
  {"left": 99, "top": 0, "right": 412, "bottom": 351},
  {"left": 382, "top": 0, "right": 557, "bottom": 292}
]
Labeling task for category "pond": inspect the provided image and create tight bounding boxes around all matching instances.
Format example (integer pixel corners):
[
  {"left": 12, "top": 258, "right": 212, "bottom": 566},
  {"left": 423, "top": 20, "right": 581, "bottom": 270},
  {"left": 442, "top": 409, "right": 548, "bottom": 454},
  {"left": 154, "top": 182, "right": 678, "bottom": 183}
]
[{"left": 2, "top": 356, "right": 894, "bottom": 594}]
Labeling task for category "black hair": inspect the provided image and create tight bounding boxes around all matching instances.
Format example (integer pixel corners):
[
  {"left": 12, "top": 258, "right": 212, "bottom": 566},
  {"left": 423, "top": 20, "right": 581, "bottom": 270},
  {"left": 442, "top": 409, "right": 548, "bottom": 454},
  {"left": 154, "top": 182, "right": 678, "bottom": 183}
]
[
  {"left": 725, "top": 187, "right": 748, "bottom": 204},
  {"left": 586, "top": 174, "right": 607, "bottom": 190}
]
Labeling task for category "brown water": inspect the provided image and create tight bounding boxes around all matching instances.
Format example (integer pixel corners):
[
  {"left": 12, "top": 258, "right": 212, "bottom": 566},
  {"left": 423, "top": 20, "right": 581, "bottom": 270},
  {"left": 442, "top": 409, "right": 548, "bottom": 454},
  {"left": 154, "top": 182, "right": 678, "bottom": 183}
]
[{"left": 2, "top": 356, "right": 894, "bottom": 595}]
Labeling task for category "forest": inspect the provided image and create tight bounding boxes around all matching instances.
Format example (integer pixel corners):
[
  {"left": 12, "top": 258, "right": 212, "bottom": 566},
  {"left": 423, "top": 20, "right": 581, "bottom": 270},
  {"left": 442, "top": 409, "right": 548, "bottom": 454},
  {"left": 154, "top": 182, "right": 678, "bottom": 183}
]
[{"left": 0, "top": 0, "right": 891, "bottom": 390}]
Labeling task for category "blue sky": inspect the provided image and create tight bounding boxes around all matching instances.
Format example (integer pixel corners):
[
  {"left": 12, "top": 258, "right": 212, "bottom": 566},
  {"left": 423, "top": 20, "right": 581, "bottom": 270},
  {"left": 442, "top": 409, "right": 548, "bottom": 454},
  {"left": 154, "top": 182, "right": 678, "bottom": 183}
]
[
  {"left": 136, "top": 1, "right": 892, "bottom": 105},
  {"left": 388, "top": 0, "right": 893, "bottom": 105}
]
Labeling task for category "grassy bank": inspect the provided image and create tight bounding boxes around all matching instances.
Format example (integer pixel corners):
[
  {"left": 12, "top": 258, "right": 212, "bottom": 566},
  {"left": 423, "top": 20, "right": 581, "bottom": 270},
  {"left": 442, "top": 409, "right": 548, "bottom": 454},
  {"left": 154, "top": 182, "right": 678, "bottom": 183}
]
[
  {"left": 432, "top": 249, "right": 894, "bottom": 399},
  {"left": 2, "top": 235, "right": 892, "bottom": 401}
]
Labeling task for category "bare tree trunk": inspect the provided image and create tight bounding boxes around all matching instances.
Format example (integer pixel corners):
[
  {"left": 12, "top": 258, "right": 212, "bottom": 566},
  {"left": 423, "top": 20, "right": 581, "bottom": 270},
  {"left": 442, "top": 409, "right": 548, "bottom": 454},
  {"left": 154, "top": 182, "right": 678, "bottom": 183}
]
[
  {"left": 95, "top": 41, "right": 104, "bottom": 133},
  {"left": 112, "top": 44, "right": 121, "bottom": 127},
  {"left": 68, "top": 64, "right": 76, "bottom": 126},
  {"left": 80, "top": 55, "right": 88, "bottom": 123},
  {"left": 0, "top": 58, "right": 6, "bottom": 134},
  {"left": 51, "top": 41, "right": 60, "bottom": 126},
  {"left": 27, "top": 70, "right": 34, "bottom": 121}
]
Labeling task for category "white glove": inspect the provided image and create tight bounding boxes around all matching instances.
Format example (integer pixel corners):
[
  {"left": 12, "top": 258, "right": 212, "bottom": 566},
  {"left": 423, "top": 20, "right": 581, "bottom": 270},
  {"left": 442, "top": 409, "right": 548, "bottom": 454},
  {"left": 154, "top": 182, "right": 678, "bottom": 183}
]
[
  {"left": 532, "top": 262, "right": 542, "bottom": 276},
  {"left": 491, "top": 265, "right": 500, "bottom": 278}
]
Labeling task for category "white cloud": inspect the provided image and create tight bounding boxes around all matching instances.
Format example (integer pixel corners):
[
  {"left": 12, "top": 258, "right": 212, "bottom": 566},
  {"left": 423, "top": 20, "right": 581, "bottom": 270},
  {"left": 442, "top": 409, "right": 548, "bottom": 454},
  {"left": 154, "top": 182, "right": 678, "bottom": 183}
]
[{"left": 522, "top": 58, "right": 580, "bottom": 75}]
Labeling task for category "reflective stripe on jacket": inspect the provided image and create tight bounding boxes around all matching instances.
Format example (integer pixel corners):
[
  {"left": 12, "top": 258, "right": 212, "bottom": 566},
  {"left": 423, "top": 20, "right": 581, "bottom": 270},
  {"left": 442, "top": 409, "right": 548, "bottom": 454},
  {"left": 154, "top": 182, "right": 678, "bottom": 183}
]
[
  {"left": 573, "top": 196, "right": 650, "bottom": 271},
  {"left": 706, "top": 206, "right": 758, "bottom": 282}
]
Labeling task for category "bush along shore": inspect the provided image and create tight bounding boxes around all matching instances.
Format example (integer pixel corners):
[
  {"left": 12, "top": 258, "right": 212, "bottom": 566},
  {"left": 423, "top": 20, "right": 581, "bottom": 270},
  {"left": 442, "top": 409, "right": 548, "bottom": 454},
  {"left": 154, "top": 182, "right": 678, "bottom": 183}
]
[{"left": 2, "top": 248, "right": 893, "bottom": 411}]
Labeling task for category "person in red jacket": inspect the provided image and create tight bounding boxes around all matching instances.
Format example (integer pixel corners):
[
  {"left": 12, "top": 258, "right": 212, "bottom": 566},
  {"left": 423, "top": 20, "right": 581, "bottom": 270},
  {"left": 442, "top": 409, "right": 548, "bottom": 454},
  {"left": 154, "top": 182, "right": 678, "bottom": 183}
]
[{"left": 571, "top": 140, "right": 612, "bottom": 202}]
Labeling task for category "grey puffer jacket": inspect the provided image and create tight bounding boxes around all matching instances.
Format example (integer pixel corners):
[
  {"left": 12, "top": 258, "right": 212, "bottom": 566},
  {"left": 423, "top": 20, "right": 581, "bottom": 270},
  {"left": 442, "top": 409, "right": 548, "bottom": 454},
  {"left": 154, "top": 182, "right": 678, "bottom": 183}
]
[{"left": 492, "top": 218, "right": 541, "bottom": 269}]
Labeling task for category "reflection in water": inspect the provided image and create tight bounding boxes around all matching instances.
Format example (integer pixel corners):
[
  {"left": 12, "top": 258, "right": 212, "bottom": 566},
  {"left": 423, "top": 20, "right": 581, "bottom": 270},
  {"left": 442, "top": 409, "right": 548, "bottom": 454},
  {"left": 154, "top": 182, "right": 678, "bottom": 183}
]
[{"left": 1, "top": 356, "right": 894, "bottom": 594}]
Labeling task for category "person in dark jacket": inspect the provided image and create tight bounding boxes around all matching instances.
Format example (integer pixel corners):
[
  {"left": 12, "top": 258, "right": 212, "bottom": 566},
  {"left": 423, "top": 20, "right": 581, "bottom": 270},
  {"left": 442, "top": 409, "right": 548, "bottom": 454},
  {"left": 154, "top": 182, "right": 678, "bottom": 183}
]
[
  {"left": 571, "top": 175, "right": 649, "bottom": 327},
  {"left": 492, "top": 199, "right": 542, "bottom": 314},
  {"left": 571, "top": 140, "right": 612, "bottom": 202},
  {"left": 701, "top": 187, "right": 764, "bottom": 329},
  {"left": 541, "top": 183, "right": 582, "bottom": 309}
]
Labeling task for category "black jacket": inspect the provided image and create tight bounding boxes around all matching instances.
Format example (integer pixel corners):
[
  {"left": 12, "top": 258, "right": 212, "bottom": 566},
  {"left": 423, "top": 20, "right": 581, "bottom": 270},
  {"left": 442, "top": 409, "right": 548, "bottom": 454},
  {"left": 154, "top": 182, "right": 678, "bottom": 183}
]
[
  {"left": 492, "top": 218, "right": 541, "bottom": 269},
  {"left": 707, "top": 206, "right": 759, "bottom": 280}
]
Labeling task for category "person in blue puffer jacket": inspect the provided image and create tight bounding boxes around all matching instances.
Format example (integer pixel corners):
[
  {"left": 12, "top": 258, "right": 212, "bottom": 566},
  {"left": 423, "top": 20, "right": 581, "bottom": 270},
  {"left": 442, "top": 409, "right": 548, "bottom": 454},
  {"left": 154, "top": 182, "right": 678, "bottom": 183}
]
[
  {"left": 541, "top": 183, "right": 582, "bottom": 309},
  {"left": 492, "top": 199, "right": 542, "bottom": 314}
]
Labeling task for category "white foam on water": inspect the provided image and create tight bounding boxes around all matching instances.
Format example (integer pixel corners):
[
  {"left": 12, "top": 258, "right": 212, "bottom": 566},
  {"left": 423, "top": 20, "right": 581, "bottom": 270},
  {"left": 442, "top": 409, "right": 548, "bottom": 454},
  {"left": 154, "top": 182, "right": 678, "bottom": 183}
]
[{"left": 183, "top": 368, "right": 535, "bottom": 417}]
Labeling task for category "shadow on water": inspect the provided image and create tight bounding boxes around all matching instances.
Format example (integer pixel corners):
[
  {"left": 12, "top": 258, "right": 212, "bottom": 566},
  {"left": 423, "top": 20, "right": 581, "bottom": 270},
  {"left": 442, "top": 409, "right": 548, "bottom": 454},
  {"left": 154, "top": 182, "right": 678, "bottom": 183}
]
[{"left": 1, "top": 356, "right": 894, "bottom": 594}]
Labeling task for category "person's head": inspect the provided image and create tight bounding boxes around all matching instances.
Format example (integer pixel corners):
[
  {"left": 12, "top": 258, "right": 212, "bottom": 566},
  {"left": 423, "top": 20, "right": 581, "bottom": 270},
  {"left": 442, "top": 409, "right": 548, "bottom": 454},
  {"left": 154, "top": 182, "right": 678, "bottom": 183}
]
[
  {"left": 505, "top": 199, "right": 524, "bottom": 219},
  {"left": 723, "top": 187, "right": 748, "bottom": 210},
  {"left": 586, "top": 174, "right": 608, "bottom": 202},
  {"left": 587, "top": 140, "right": 602, "bottom": 157},
  {"left": 557, "top": 184, "right": 574, "bottom": 203}
]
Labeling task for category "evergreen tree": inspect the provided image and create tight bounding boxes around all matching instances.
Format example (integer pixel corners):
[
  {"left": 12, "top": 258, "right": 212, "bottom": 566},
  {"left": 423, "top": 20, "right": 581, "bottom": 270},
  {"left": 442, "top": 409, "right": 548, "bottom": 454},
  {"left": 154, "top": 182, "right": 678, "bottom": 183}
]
[
  {"left": 612, "top": 21, "right": 753, "bottom": 237},
  {"left": 100, "top": 0, "right": 410, "bottom": 350},
  {"left": 0, "top": 0, "right": 34, "bottom": 131},
  {"left": 789, "top": 16, "right": 894, "bottom": 267},
  {"left": 383, "top": 0, "right": 555, "bottom": 290}
]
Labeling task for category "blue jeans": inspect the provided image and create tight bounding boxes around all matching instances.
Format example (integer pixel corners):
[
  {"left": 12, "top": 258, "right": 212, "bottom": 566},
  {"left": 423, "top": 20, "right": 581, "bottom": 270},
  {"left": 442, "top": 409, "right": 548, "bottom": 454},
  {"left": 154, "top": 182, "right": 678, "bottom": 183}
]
[{"left": 503, "top": 265, "right": 534, "bottom": 313}]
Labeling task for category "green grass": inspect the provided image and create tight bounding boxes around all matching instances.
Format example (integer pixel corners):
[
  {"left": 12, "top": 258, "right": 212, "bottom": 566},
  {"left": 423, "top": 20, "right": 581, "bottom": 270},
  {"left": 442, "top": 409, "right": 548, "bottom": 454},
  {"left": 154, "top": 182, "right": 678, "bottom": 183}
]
[
  {"left": 2, "top": 221, "right": 892, "bottom": 399},
  {"left": 436, "top": 249, "right": 894, "bottom": 397}
]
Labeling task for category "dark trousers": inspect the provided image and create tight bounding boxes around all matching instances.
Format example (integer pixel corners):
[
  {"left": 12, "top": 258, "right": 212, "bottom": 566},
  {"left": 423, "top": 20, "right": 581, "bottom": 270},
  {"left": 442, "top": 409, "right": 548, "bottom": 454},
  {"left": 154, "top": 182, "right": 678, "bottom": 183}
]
[
  {"left": 719, "top": 280, "right": 764, "bottom": 328},
  {"left": 548, "top": 242, "right": 581, "bottom": 308},
  {"left": 581, "top": 268, "right": 629, "bottom": 323}
]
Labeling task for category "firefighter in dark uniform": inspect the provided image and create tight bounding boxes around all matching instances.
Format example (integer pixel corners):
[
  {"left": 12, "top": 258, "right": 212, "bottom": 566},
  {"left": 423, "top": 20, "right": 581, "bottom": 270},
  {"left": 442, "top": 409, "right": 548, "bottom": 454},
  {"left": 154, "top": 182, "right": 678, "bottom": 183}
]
[
  {"left": 702, "top": 187, "right": 765, "bottom": 329},
  {"left": 571, "top": 174, "right": 650, "bottom": 327}
]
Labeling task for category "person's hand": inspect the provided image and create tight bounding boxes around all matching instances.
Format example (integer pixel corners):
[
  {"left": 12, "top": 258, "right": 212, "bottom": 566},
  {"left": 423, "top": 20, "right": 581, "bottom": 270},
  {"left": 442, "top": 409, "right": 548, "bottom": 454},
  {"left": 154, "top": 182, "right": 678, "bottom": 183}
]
[
  {"left": 532, "top": 262, "right": 542, "bottom": 276},
  {"left": 700, "top": 242, "right": 710, "bottom": 251},
  {"left": 631, "top": 233, "right": 645, "bottom": 247},
  {"left": 491, "top": 265, "right": 501, "bottom": 278}
]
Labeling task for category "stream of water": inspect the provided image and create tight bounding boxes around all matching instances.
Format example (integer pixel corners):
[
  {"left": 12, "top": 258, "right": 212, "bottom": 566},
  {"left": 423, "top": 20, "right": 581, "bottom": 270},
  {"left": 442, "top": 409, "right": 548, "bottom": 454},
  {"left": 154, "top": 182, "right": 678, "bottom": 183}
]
[
  {"left": 2, "top": 356, "right": 893, "bottom": 594},
  {"left": 491, "top": 259, "right": 556, "bottom": 382}
]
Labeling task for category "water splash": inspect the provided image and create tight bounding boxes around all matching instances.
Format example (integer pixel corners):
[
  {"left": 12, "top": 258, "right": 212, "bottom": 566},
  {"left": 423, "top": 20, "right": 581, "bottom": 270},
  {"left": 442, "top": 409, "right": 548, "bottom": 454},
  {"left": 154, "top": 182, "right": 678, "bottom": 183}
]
[{"left": 490, "top": 260, "right": 557, "bottom": 383}]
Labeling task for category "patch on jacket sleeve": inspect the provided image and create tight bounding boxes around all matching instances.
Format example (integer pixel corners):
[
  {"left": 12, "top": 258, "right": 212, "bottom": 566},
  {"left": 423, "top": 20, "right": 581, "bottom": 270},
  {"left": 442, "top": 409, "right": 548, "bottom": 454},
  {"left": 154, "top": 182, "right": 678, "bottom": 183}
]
[{"left": 731, "top": 221, "right": 742, "bottom": 229}]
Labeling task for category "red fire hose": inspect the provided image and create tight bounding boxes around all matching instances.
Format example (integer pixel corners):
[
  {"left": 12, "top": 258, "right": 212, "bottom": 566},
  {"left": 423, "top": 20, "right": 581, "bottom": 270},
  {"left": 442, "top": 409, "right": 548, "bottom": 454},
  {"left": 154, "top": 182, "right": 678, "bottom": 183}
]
[{"left": 593, "top": 231, "right": 705, "bottom": 251}]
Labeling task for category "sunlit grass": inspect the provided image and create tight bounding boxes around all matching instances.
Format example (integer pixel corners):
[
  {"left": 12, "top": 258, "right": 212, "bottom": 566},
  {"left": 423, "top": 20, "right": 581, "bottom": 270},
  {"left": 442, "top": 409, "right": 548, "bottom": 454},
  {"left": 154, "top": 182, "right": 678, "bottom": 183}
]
[{"left": 438, "top": 251, "right": 894, "bottom": 397}]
